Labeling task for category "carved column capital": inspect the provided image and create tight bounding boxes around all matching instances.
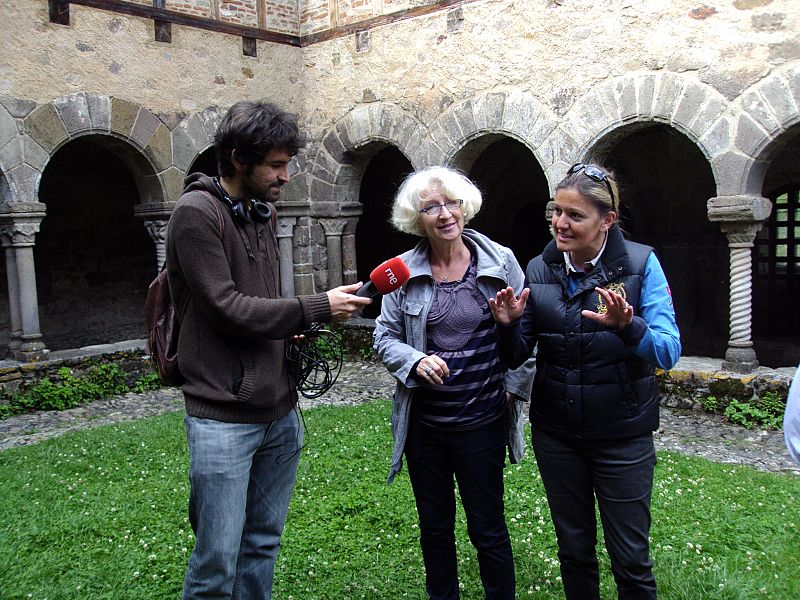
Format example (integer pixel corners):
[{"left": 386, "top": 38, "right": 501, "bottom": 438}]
[
  {"left": 707, "top": 195, "right": 772, "bottom": 224},
  {"left": 0, "top": 222, "right": 42, "bottom": 247},
  {"left": 319, "top": 218, "right": 348, "bottom": 237},
  {"left": 277, "top": 217, "right": 297, "bottom": 239}
]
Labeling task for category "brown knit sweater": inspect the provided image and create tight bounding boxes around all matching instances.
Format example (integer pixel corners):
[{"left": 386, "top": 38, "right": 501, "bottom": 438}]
[{"left": 165, "top": 174, "right": 331, "bottom": 423}]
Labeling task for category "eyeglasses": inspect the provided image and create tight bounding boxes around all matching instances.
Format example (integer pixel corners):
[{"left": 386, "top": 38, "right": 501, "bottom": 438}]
[
  {"left": 567, "top": 163, "right": 617, "bottom": 210},
  {"left": 419, "top": 198, "right": 464, "bottom": 216}
]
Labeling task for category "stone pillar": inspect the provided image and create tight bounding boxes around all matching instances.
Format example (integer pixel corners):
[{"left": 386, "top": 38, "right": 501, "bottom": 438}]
[
  {"left": 707, "top": 195, "right": 772, "bottom": 373},
  {"left": 1, "top": 241, "right": 21, "bottom": 354},
  {"left": 276, "top": 217, "right": 297, "bottom": 298},
  {"left": 144, "top": 220, "right": 169, "bottom": 271},
  {"left": 0, "top": 202, "right": 49, "bottom": 362},
  {"left": 320, "top": 219, "right": 347, "bottom": 289},
  {"left": 341, "top": 217, "right": 358, "bottom": 285},
  {"left": 134, "top": 202, "right": 176, "bottom": 274}
]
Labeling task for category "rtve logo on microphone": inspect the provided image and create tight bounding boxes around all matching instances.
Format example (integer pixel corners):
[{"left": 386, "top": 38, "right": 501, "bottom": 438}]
[{"left": 384, "top": 268, "right": 399, "bottom": 286}]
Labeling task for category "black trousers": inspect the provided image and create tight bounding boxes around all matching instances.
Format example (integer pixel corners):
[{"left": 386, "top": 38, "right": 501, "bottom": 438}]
[
  {"left": 531, "top": 427, "right": 657, "bottom": 600},
  {"left": 405, "top": 415, "right": 515, "bottom": 600}
]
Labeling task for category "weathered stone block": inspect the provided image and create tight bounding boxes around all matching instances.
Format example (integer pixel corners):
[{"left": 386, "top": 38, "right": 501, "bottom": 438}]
[
  {"left": 22, "top": 137, "right": 48, "bottom": 172},
  {"left": 653, "top": 73, "right": 685, "bottom": 123},
  {"left": 452, "top": 101, "right": 477, "bottom": 141},
  {"left": 24, "top": 104, "right": 68, "bottom": 154},
  {"left": 615, "top": 77, "right": 637, "bottom": 121},
  {"left": 7, "top": 164, "right": 40, "bottom": 201},
  {"left": 734, "top": 113, "right": 770, "bottom": 158},
  {"left": 0, "top": 138, "right": 22, "bottom": 171},
  {"left": 636, "top": 74, "right": 657, "bottom": 118},
  {"left": 699, "top": 117, "right": 732, "bottom": 158},
  {"left": 0, "top": 108, "right": 18, "bottom": 148},
  {"left": 688, "top": 95, "right": 727, "bottom": 140},
  {"left": 560, "top": 112, "right": 592, "bottom": 151},
  {"left": 130, "top": 109, "right": 161, "bottom": 150},
  {"left": 54, "top": 93, "right": 92, "bottom": 134},
  {"left": 672, "top": 83, "right": 708, "bottom": 133},
  {"left": 0, "top": 97, "right": 36, "bottom": 119},
  {"left": 740, "top": 90, "right": 782, "bottom": 135},
  {"left": 86, "top": 94, "right": 111, "bottom": 132},
  {"left": 573, "top": 90, "right": 610, "bottom": 140},
  {"left": 144, "top": 123, "right": 172, "bottom": 169},
  {"left": 710, "top": 152, "right": 758, "bottom": 196},
  {"left": 322, "top": 130, "right": 346, "bottom": 160},
  {"left": 523, "top": 112, "right": 558, "bottom": 151},
  {"left": 758, "top": 76, "right": 797, "bottom": 127},
  {"left": 171, "top": 126, "right": 196, "bottom": 172},
  {"left": 157, "top": 167, "right": 184, "bottom": 204},
  {"left": 110, "top": 98, "right": 140, "bottom": 139}
]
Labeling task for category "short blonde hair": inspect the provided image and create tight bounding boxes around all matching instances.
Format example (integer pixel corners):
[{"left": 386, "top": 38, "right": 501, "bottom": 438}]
[{"left": 390, "top": 166, "right": 483, "bottom": 236}]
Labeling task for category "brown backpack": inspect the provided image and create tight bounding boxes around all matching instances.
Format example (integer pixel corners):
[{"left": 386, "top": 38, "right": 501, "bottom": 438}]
[{"left": 144, "top": 195, "right": 225, "bottom": 385}]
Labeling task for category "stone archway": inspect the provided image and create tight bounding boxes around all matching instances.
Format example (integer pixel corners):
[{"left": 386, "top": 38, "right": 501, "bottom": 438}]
[
  {"left": 310, "top": 104, "right": 426, "bottom": 292},
  {"left": 734, "top": 65, "right": 800, "bottom": 367},
  {"left": 0, "top": 93, "right": 172, "bottom": 359}
]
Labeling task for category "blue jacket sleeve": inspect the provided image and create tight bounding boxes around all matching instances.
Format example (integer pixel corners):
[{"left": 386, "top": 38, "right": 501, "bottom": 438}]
[{"left": 625, "top": 253, "right": 681, "bottom": 370}]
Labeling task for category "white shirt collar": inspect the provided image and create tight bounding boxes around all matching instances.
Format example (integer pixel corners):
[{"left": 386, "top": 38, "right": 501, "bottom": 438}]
[{"left": 564, "top": 231, "right": 609, "bottom": 274}]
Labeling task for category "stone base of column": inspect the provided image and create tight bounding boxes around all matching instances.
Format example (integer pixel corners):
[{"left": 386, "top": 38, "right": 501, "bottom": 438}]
[
  {"left": 722, "top": 346, "right": 759, "bottom": 373},
  {"left": 12, "top": 338, "right": 50, "bottom": 362}
]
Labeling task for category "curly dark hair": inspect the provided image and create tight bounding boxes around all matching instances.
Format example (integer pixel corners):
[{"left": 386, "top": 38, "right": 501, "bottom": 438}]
[{"left": 214, "top": 101, "right": 305, "bottom": 177}]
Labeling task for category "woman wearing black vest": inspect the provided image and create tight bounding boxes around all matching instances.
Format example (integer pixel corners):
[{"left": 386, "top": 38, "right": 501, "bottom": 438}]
[{"left": 490, "top": 163, "right": 681, "bottom": 599}]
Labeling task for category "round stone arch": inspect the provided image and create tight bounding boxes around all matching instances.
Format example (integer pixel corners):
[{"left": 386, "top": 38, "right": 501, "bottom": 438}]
[
  {"left": 724, "top": 64, "right": 800, "bottom": 196},
  {"left": 21, "top": 93, "right": 173, "bottom": 206},
  {"left": 173, "top": 106, "right": 227, "bottom": 180},
  {"left": 310, "top": 103, "right": 426, "bottom": 211},
  {"left": 548, "top": 72, "right": 731, "bottom": 194},
  {"left": 428, "top": 90, "right": 557, "bottom": 179}
]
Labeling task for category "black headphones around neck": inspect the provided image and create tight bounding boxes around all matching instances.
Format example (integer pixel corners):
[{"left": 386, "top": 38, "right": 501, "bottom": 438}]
[{"left": 212, "top": 177, "right": 272, "bottom": 223}]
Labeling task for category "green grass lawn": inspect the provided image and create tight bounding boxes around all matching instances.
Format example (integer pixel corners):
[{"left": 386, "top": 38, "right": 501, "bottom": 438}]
[{"left": 1, "top": 400, "right": 798, "bottom": 599}]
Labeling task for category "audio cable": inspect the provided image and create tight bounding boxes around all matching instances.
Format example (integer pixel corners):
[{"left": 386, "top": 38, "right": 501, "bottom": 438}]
[{"left": 285, "top": 323, "right": 343, "bottom": 399}]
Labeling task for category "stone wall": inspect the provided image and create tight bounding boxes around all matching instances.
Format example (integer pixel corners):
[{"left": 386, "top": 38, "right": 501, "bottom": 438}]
[{"left": 1, "top": 0, "right": 799, "bottom": 365}]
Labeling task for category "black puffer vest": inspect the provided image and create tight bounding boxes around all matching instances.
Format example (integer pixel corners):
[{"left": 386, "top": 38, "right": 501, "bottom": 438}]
[{"left": 527, "top": 227, "right": 658, "bottom": 440}]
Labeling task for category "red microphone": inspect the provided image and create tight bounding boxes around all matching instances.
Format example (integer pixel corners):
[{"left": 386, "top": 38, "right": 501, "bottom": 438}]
[{"left": 356, "top": 257, "right": 411, "bottom": 297}]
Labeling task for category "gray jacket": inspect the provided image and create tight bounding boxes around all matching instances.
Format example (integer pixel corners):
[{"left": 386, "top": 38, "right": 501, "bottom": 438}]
[{"left": 374, "top": 229, "right": 536, "bottom": 483}]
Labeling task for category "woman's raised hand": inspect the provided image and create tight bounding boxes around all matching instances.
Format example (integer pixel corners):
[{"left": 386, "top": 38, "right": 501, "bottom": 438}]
[
  {"left": 581, "top": 287, "right": 634, "bottom": 330},
  {"left": 489, "top": 286, "right": 530, "bottom": 325}
]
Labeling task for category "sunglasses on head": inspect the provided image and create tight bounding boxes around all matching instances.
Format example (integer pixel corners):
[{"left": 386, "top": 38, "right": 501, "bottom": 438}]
[{"left": 567, "top": 163, "right": 617, "bottom": 210}]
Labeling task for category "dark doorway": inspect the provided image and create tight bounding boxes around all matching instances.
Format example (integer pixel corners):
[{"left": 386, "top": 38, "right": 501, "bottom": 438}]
[
  {"left": 466, "top": 137, "right": 551, "bottom": 269},
  {"left": 757, "top": 127, "right": 800, "bottom": 367},
  {"left": 35, "top": 137, "right": 154, "bottom": 350},
  {"left": 355, "top": 146, "right": 415, "bottom": 318},
  {"left": 604, "top": 125, "right": 725, "bottom": 359},
  {"left": 188, "top": 147, "right": 218, "bottom": 178}
]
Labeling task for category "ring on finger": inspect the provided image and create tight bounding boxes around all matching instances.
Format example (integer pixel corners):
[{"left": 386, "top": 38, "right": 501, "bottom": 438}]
[{"left": 424, "top": 365, "right": 433, "bottom": 375}]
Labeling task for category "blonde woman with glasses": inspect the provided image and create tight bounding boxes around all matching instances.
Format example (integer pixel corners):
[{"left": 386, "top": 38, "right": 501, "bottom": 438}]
[
  {"left": 490, "top": 163, "right": 681, "bottom": 599},
  {"left": 374, "top": 166, "right": 535, "bottom": 599}
]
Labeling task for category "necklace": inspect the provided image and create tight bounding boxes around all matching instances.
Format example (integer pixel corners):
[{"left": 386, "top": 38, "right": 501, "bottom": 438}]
[{"left": 431, "top": 252, "right": 470, "bottom": 283}]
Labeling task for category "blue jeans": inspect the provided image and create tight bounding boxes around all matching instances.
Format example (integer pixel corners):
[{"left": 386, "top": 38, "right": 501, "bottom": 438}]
[
  {"left": 182, "top": 410, "right": 303, "bottom": 600},
  {"left": 531, "top": 427, "right": 657, "bottom": 600},
  {"left": 405, "top": 414, "right": 515, "bottom": 600}
]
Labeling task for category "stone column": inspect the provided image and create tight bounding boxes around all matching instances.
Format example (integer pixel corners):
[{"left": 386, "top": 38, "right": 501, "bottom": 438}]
[
  {"left": 1, "top": 238, "right": 22, "bottom": 354},
  {"left": 134, "top": 202, "right": 176, "bottom": 274},
  {"left": 707, "top": 195, "right": 772, "bottom": 373},
  {"left": 320, "top": 219, "right": 347, "bottom": 289},
  {"left": 0, "top": 202, "right": 49, "bottom": 362},
  {"left": 144, "top": 220, "right": 169, "bottom": 271},
  {"left": 276, "top": 217, "right": 297, "bottom": 298},
  {"left": 341, "top": 218, "right": 358, "bottom": 285}
]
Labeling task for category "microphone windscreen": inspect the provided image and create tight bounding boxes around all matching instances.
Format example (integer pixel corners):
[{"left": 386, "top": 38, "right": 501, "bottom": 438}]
[{"left": 369, "top": 257, "right": 411, "bottom": 295}]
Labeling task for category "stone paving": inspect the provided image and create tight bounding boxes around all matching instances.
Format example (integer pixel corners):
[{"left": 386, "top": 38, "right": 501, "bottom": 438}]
[{"left": 1, "top": 360, "right": 798, "bottom": 476}]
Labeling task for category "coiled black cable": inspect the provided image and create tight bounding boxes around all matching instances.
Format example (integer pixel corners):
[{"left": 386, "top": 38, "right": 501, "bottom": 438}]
[{"left": 285, "top": 324, "right": 343, "bottom": 399}]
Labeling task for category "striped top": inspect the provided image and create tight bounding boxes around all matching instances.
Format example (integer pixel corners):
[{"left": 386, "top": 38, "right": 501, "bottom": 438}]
[{"left": 416, "top": 260, "right": 506, "bottom": 430}]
